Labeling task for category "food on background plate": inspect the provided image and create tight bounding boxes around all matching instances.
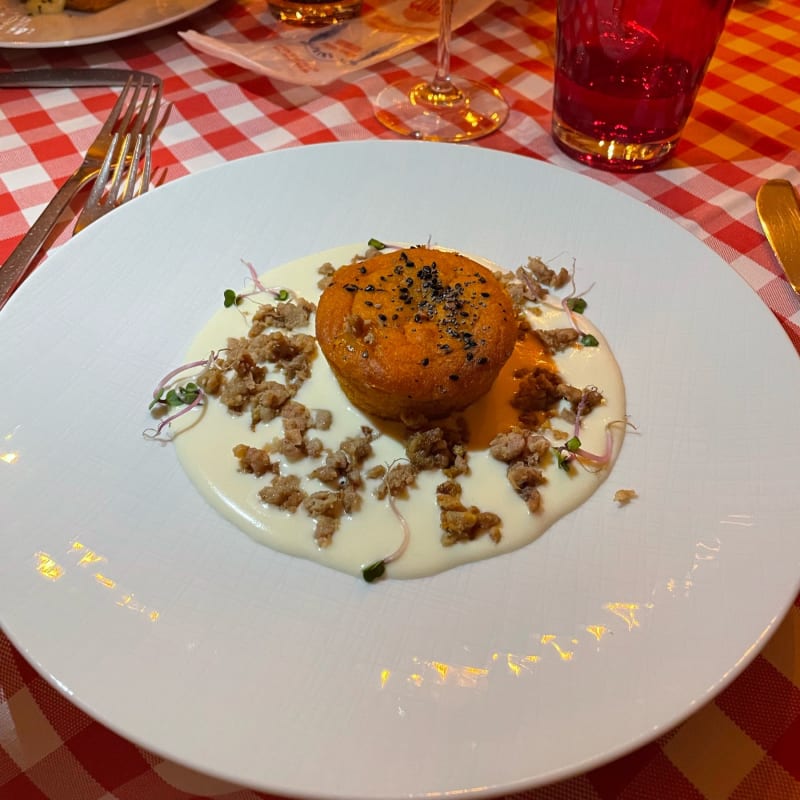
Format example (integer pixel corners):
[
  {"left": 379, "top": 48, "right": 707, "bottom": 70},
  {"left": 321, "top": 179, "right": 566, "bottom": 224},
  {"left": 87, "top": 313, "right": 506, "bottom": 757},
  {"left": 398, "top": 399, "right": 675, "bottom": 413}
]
[
  {"left": 148, "top": 242, "right": 628, "bottom": 581},
  {"left": 24, "top": 0, "right": 124, "bottom": 14}
]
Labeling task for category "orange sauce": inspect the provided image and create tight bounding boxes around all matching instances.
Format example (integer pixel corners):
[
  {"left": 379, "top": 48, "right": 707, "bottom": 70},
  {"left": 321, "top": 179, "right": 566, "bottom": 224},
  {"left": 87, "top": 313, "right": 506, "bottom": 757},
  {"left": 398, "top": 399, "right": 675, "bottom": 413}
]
[{"left": 463, "top": 330, "right": 555, "bottom": 450}]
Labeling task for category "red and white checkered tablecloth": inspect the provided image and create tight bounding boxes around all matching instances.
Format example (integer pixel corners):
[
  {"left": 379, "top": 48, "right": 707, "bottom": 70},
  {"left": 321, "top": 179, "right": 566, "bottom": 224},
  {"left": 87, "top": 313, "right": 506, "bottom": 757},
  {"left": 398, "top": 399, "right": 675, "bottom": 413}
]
[{"left": 1, "top": 0, "right": 799, "bottom": 797}]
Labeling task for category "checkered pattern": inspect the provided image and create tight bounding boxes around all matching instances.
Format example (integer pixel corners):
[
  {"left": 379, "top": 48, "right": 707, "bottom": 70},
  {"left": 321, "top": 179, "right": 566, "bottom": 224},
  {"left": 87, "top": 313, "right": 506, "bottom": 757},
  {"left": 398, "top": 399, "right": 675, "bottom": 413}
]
[{"left": 2, "top": 0, "right": 800, "bottom": 796}]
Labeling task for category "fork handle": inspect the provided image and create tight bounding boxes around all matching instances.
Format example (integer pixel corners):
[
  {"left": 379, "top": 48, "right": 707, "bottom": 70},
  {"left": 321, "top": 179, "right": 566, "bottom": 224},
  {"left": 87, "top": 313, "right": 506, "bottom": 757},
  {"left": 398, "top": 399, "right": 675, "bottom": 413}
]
[{"left": 0, "top": 168, "right": 94, "bottom": 310}]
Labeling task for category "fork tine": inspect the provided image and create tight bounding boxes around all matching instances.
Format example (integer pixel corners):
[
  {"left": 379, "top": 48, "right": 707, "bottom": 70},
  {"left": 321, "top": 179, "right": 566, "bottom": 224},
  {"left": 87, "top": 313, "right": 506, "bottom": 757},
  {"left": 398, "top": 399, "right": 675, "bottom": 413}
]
[
  {"left": 119, "top": 134, "right": 144, "bottom": 204},
  {"left": 142, "top": 82, "right": 163, "bottom": 138},
  {"left": 73, "top": 131, "right": 152, "bottom": 235},
  {"left": 140, "top": 137, "right": 153, "bottom": 194},
  {"left": 115, "top": 74, "right": 146, "bottom": 138},
  {"left": 83, "top": 131, "right": 120, "bottom": 210},
  {"left": 126, "top": 81, "right": 155, "bottom": 141},
  {"left": 152, "top": 101, "right": 173, "bottom": 140},
  {"left": 96, "top": 76, "right": 137, "bottom": 140},
  {"left": 109, "top": 133, "right": 135, "bottom": 202}
]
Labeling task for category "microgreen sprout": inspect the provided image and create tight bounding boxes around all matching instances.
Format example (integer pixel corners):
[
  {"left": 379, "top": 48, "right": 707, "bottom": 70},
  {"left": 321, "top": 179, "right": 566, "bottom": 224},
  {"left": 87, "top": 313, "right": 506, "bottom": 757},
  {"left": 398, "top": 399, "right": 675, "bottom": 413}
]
[
  {"left": 144, "top": 352, "right": 219, "bottom": 439},
  {"left": 580, "top": 334, "right": 599, "bottom": 347},
  {"left": 362, "top": 559, "right": 386, "bottom": 583},
  {"left": 566, "top": 297, "right": 587, "bottom": 314},
  {"left": 223, "top": 260, "right": 295, "bottom": 309},
  {"left": 151, "top": 382, "right": 200, "bottom": 409},
  {"left": 565, "top": 435, "right": 582, "bottom": 452},
  {"left": 365, "top": 238, "right": 413, "bottom": 253},
  {"left": 555, "top": 418, "right": 636, "bottom": 472},
  {"left": 361, "top": 466, "right": 412, "bottom": 583},
  {"left": 242, "top": 259, "right": 267, "bottom": 294},
  {"left": 223, "top": 289, "right": 241, "bottom": 307},
  {"left": 556, "top": 449, "right": 573, "bottom": 472}
]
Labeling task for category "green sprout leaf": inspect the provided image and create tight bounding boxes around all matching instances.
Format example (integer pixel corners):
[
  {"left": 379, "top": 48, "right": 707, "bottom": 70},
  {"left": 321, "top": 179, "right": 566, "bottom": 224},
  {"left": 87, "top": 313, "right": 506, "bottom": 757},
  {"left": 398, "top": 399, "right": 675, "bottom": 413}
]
[
  {"left": 368, "top": 238, "right": 386, "bottom": 250},
  {"left": 223, "top": 288, "right": 240, "bottom": 308},
  {"left": 566, "top": 297, "right": 587, "bottom": 314},
  {"left": 580, "top": 333, "right": 599, "bottom": 347},
  {"left": 164, "top": 383, "right": 200, "bottom": 407},
  {"left": 566, "top": 436, "right": 582, "bottom": 452},
  {"left": 555, "top": 449, "right": 572, "bottom": 472},
  {"left": 362, "top": 559, "right": 386, "bottom": 583}
]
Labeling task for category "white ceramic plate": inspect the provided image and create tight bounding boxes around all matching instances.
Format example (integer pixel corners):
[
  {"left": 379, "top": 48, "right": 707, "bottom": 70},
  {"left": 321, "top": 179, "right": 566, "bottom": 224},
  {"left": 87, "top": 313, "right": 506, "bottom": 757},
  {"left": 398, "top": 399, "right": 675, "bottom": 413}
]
[
  {"left": 0, "top": 0, "right": 216, "bottom": 47},
  {"left": 1, "top": 141, "right": 799, "bottom": 798}
]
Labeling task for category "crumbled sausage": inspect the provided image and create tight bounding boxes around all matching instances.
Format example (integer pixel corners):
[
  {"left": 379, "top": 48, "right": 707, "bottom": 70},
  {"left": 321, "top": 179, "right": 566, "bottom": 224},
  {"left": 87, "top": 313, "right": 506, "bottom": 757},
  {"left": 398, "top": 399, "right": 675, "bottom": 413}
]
[
  {"left": 614, "top": 489, "right": 638, "bottom": 505},
  {"left": 317, "top": 262, "right": 336, "bottom": 290},
  {"left": 312, "top": 514, "right": 338, "bottom": 548},
  {"left": 489, "top": 428, "right": 550, "bottom": 464},
  {"left": 250, "top": 381, "right": 293, "bottom": 428},
  {"left": 406, "top": 427, "right": 459, "bottom": 470},
  {"left": 436, "top": 480, "right": 502, "bottom": 545},
  {"left": 302, "top": 487, "right": 361, "bottom": 548},
  {"left": 536, "top": 328, "right": 580, "bottom": 352},
  {"left": 259, "top": 474, "right": 306, "bottom": 511},
  {"left": 233, "top": 443, "right": 278, "bottom": 477},
  {"left": 559, "top": 385, "right": 604, "bottom": 424},
  {"left": 310, "top": 449, "right": 361, "bottom": 488},
  {"left": 303, "top": 490, "right": 343, "bottom": 518},
  {"left": 313, "top": 409, "right": 333, "bottom": 430},
  {"left": 339, "top": 427, "right": 375, "bottom": 464},
  {"left": 249, "top": 298, "right": 316, "bottom": 336},
  {"left": 374, "top": 462, "right": 418, "bottom": 499},
  {"left": 279, "top": 400, "right": 313, "bottom": 459},
  {"left": 523, "top": 256, "right": 571, "bottom": 289},
  {"left": 220, "top": 374, "right": 263, "bottom": 414},
  {"left": 366, "top": 464, "right": 387, "bottom": 480},
  {"left": 506, "top": 462, "right": 545, "bottom": 512},
  {"left": 197, "top": 365, "right": 225, "bottom": 395},
  {"left": 512, "top": 366, "right": 563, "bottom": 413}
]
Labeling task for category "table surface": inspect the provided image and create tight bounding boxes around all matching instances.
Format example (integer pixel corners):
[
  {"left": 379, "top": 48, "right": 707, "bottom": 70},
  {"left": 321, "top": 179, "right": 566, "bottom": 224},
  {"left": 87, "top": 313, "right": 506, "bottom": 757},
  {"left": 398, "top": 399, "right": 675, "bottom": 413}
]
[{"left": 1, "top": 0, "right": 799, "bottom": 798}]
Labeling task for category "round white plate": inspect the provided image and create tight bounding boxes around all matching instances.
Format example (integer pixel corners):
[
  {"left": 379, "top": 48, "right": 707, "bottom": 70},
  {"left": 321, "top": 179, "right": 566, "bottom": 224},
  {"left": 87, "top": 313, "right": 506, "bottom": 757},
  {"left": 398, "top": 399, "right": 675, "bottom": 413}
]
[
  {"left": 1, "top": 141, "right": 799, "bottom": 798},
  {"left": 0, "top": 0, "right": 216, "bottom": 47}
]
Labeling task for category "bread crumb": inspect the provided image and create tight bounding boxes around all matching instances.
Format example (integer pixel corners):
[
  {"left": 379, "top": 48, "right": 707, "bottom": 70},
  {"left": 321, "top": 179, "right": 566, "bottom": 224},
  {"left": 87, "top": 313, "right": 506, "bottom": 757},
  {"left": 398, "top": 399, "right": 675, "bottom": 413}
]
[{"left": 613, "top": 489, "right": 638, "bottom": 506}]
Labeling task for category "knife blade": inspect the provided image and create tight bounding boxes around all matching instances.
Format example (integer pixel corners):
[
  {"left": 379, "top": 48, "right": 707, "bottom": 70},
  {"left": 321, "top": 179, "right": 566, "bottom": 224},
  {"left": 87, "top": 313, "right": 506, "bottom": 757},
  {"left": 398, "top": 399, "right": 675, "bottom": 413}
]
[
  {"left": 0, "top": 68, "right": 159, "bottom": 88},
  {"left": 756, "top": 179, "right": 800, "bottom": 296}
]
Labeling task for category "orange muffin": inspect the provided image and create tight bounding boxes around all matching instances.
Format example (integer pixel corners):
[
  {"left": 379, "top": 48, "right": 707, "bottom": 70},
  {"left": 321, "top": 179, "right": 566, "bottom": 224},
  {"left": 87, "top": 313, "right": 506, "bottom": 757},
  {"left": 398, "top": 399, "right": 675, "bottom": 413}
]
[{"left": 315, "top": 247, "right": 518, "bottom": 421}]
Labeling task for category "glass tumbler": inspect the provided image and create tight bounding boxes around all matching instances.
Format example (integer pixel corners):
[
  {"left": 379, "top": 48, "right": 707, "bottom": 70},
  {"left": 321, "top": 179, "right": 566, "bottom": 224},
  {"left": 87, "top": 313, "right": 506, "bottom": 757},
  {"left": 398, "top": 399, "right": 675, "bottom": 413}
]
[{"left": 552, "top": 0, "right": 734, "bottom": 171}]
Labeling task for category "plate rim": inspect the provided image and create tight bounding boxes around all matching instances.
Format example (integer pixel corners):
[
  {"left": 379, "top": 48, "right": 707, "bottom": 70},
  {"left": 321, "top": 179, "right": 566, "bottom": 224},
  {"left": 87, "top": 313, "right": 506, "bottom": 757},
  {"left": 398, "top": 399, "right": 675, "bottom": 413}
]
[{"left": 2, "top": 140, "right": 799, "bottom": 798}]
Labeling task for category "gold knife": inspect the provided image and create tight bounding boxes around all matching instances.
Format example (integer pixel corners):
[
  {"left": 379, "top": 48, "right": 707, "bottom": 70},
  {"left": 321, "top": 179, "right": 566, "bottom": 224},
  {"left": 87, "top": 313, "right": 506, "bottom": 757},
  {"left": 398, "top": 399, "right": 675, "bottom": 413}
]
[{"left": 756, "top": 179, "right": 800, "bottom": 295}]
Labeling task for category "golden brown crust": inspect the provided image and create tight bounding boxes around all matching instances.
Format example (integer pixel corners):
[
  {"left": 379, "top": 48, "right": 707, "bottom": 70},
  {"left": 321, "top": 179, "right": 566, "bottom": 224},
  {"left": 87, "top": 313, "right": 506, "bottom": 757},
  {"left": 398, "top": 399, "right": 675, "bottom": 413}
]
[{"left": 315, "top": 247, "right": 518, "bottom": 421}]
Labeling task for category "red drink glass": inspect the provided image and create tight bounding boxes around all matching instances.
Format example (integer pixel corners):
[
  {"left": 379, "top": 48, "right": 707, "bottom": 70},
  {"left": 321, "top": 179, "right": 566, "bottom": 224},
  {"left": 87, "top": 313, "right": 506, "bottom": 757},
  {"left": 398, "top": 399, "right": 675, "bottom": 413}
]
[{"left": 552, "top": 0, "right": 733, "bottom": 172}]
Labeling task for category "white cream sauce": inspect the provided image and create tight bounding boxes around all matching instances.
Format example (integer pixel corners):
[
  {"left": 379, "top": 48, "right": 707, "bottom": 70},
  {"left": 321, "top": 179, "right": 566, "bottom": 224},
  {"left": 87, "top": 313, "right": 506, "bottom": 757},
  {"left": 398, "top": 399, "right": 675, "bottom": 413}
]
[{"left": 172, "top": 244, "right": 626, "bottom": 580}]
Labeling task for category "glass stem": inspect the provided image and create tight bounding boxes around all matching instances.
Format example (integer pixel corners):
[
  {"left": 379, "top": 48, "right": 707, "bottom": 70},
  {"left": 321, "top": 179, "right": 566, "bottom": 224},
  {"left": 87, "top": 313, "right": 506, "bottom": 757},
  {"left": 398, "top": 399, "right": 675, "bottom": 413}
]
[{"left": 430, "top": 0, "right": 461, "bottom": 99}]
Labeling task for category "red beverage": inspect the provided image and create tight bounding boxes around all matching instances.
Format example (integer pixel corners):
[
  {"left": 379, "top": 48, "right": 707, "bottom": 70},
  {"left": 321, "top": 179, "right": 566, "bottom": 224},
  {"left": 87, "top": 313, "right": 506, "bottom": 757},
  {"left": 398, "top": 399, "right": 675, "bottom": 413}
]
[{"left": 552, "top": 0, "right": 733, "bottom": 171}]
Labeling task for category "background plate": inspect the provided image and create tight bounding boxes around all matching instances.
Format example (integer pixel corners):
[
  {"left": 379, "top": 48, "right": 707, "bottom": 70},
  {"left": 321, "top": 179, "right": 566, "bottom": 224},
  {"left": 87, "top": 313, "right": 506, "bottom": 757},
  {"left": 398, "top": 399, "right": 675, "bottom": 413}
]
[
  {"left": 0, "top": 0, "right": 216, "bottom": 48},
  {"left": 1, "top": 141, "right": 799, "bottom": 798}
]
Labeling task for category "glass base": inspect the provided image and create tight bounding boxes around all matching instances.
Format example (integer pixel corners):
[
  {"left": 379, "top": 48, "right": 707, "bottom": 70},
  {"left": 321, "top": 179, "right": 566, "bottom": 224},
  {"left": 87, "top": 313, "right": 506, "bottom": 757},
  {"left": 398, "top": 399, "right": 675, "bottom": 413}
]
[
  {"left": 551, "top": 113, "right": 680, "bottom": 172},
  {"left": 375, "top": 76, "right": 508, "bottom": 143}
]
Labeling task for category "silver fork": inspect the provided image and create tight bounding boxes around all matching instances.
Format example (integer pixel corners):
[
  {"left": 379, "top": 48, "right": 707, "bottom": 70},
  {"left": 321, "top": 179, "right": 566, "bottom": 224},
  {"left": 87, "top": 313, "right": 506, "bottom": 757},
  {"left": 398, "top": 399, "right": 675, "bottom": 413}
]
[
  {"left": 0, "top": 75, "right": 164, "bottom": 309},
  {"left": 73, "top": 99, "right": 172, "bottom": 234},
  {"left": 73, "top": 132, "right": 152, "bottom": 234}
]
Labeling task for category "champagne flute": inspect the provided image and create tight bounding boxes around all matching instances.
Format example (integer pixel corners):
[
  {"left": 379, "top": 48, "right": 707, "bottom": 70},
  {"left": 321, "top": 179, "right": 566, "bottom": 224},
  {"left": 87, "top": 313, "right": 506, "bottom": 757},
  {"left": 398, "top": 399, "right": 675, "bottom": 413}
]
[{"left": 374, "top": 0, "right": 508, "bottom": 142}]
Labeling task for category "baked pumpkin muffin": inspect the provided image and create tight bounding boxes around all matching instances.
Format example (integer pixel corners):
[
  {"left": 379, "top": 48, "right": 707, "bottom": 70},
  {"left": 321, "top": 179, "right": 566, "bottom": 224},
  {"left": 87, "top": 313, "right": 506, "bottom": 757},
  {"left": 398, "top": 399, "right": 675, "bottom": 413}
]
[{"left": 315, "top": 247, "right": 518, "bottom": 421}]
